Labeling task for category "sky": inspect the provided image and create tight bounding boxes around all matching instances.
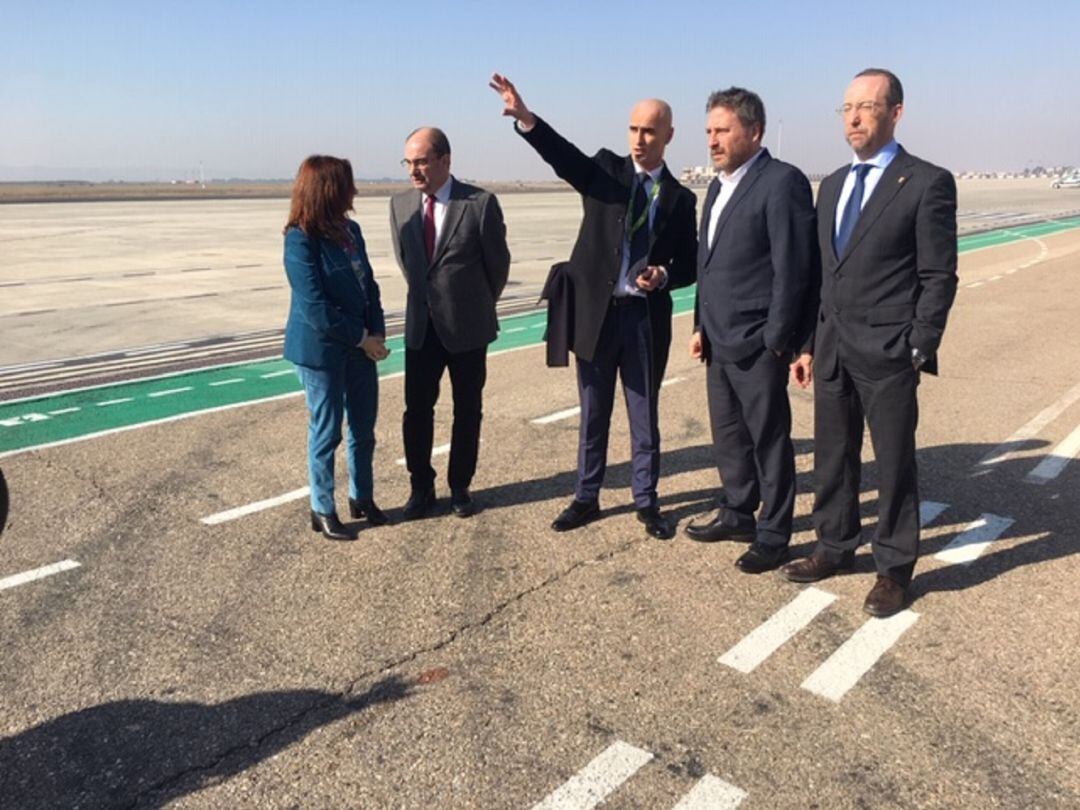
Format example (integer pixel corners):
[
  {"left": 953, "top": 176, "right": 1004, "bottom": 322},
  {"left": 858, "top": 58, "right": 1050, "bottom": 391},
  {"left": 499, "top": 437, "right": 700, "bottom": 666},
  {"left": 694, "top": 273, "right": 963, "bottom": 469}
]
[{"left": 1, "top": 0, "right": 1077, "bottom": 182}]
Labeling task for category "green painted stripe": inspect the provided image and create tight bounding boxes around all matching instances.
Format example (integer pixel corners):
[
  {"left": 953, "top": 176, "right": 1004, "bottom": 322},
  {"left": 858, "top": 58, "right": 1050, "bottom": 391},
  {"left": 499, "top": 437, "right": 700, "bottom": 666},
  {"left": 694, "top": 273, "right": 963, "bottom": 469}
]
[{"left": 1, "top": 214, "right": 1077, "bottom": 455}]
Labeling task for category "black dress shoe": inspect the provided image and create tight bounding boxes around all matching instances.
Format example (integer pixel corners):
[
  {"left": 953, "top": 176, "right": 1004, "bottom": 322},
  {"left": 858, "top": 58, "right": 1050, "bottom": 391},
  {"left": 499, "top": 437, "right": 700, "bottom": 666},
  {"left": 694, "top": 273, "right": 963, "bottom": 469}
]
[
  {"left": 863, "top": 576, "right": 908, "bottom": 617},
  {"left": 310, "top": 510, "right": 356, "bottom": 541},
  {"left": 450, "top": 488, "right": 475, "bottom": 518},
  {"left": 684, "top": 510, "right": 754, "bottom": 543},
  {"left": 637, "top": 506, "right": 675, "bottom": 540},
  {"left": 780, "top": 549, "right": 855, "bottom": 583},
  {"left": 735, "top": 542, "right": 788, "bottom": 574},
  {"left": 349, "top": 497, "right": 389, "bottom": 526},
  {"left": 551, "top": 499, "right": 600, "bottom": 532},
  {"left": 402, "top": 488, "right": 437, "bottom": 521}
]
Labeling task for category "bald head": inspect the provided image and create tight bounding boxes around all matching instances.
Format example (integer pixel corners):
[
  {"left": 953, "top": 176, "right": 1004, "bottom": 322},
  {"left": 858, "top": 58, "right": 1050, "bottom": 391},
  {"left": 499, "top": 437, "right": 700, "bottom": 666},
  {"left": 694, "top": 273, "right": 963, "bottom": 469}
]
[{"left": 628, "top": 98, "right": 674, "bottom": 171}]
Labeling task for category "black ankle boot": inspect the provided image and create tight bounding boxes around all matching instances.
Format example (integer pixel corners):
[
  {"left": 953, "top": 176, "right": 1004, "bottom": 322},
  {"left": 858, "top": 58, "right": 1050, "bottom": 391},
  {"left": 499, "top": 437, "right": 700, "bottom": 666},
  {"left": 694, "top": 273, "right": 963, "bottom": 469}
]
[
  {"left": 310, "top": 510, "right": 356, "bottom": 541},
  {"left": 349, "top": 497, "right": 389, "bottom": 526}
]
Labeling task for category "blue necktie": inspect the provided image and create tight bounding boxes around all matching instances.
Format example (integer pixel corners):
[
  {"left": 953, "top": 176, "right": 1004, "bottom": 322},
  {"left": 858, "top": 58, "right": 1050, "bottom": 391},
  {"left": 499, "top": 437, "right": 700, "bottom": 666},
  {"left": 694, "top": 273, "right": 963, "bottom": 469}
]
[{"left": 834, "top": 163, "right": 871, "bottom": 256}]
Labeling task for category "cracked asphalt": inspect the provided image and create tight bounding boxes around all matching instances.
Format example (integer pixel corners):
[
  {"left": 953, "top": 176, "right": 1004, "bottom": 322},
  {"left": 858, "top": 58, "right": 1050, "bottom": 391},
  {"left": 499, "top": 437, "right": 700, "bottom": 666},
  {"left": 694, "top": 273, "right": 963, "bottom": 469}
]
[{"left": 2, "top": 196, "right": 1080, "bottom": 808}]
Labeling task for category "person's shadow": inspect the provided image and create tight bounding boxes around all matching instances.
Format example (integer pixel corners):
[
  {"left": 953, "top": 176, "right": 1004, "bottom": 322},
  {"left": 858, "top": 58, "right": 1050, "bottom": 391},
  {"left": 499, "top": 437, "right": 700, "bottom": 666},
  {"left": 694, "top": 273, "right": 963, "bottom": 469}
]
[{"left": 0, "top": 675, "right": 412, "bottom": 809}]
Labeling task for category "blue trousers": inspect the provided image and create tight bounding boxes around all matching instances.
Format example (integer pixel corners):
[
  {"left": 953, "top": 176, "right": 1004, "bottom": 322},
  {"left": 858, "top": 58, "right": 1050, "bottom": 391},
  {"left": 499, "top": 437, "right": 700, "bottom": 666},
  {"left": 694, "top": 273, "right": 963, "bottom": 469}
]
[
  {"left": 575, "top": 297, "right": 661, "bottom": 508},
  {"left": 295, "top": 353, "right": 378, "bottom": 515}
]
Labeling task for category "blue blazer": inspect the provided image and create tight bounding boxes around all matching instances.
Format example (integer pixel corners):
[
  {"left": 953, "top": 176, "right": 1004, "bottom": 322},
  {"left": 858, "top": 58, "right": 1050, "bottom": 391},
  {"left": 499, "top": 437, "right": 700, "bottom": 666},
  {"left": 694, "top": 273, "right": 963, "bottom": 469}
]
[{"left": 283, "top": 220, "right": 386, "bottom": 369}]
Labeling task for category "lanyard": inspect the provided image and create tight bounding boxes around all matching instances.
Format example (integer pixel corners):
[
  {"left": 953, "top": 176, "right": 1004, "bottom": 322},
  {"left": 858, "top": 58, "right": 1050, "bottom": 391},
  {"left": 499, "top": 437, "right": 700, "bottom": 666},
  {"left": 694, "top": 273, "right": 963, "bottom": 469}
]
[{"left": 626, "top": 176, "right": 661, "bottom": 239}]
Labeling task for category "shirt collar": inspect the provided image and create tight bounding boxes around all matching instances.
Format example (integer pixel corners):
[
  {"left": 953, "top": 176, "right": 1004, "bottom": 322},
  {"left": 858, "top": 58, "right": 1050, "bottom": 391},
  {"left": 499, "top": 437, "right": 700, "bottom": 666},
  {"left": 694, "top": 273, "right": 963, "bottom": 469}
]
[
  {"left": 632, "top": 161, "right": 665, "bottom": 184},
  {"left": 425, "top": 175, "right": 453, "bottom": 204},
  {"left": 851, "top": 139, "right": 898, "bottom": 170},
  {"left": 720, "top": 147, "right": 765, "bottom": 184}
]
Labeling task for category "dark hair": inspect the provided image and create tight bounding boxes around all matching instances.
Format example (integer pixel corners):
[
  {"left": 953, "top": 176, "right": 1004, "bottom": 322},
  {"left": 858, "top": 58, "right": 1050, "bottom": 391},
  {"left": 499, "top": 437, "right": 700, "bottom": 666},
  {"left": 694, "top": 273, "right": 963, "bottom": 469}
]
[
  {"left": 855, "top": 68, "right": 904, "bottom": 107},
  {"left": 705, "top": 87, "right": 766, "bottom": 136},
  {"left": 407, "top": 126, "right": 451, "bottom": 157},
  {"left": 283, "top": 155, "right": 355, "bottom": 243}
]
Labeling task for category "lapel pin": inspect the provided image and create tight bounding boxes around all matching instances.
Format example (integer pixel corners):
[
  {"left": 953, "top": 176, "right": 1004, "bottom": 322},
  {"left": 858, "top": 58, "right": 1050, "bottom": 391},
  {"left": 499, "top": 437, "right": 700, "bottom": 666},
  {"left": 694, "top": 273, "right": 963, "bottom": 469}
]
[{"left": 898, "top": 176, "right": 906, "bottom": 184}]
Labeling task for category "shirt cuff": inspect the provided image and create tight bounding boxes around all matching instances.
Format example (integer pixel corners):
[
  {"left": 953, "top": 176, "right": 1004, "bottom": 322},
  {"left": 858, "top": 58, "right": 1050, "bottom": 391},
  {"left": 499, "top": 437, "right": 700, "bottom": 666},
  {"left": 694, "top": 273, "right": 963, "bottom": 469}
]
[
  {"left": 514, "top": 119, "right": 536, "bottom": 134},
  {"left": 356, "top": 328, "right": 368, "bottom": 347},
  {"left": 656, "top": 266, "right": 668, "bottom": 289}
]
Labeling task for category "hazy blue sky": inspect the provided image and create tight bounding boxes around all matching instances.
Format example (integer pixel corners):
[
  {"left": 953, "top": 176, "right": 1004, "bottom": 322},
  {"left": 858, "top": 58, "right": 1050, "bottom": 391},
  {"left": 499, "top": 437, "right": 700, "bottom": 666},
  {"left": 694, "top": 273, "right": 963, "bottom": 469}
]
[{"left": 2, "top": 0, "right": 1077, "bottom": 182}]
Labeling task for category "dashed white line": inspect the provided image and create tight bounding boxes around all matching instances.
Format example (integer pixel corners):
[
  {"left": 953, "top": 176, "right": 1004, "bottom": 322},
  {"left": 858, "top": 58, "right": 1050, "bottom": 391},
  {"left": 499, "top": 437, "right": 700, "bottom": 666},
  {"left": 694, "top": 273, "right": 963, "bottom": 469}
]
[
  {"left": 201, "top": 487, "right": 310, "bottom": 525},
  {"left": 505, "top": 327, "right": 527, "bottom": 333},
  {"left": 934, "top": 513, "right": 1014, "bottom": 564},
  {"left": 532, "top": 740, "right": 653, "bottom": 810},
  {"left": 209, "top": 378, "right": 244, "bottom": 386},
  {"left": 97, "top": 397, "right": 134, "bottom": 407},
  {"left": 260, "top": 370, "right": 293, "bottom": 379},
  {"left": 46, "top": 407, "right": 81, "bottom": 416},
  {"left": 976, "top": 381, "right": 1080, "bottom": 469},
  {"left": 531, "top": 406, "right": 581, "bottom": 425},
  {"left": 148, "top": 386, "right": 193, "bottom": 398},
  {"left": 1023, "top": 423, "right": 1080, "bottom": 484},
  {"left": 0, "top": 560, "right": 81, "bottom": 592},
  {"left": 396, "top": 442, "right": 451, "bottom": 466},
  {"left": 920, "top": 501, "right": 949, "bottom": 526},
  {"left": 660, "top": 376, "right": 686, "bottom": 387},
  {"left": 673, "top": 775, "right": 747, "bottom": 810},
  {"left": 718, "top": 587, "right": 837, "bottom": 674},
  {"left": 800, "top": 609, "right": 920, "bottom": 702}
]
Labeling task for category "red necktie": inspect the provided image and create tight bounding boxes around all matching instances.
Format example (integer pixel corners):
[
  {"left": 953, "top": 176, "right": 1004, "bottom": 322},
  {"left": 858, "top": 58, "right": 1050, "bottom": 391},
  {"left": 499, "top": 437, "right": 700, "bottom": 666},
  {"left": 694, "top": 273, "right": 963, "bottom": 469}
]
[{"left": 423, "top": 194, "right": 436, "bottom": 262}]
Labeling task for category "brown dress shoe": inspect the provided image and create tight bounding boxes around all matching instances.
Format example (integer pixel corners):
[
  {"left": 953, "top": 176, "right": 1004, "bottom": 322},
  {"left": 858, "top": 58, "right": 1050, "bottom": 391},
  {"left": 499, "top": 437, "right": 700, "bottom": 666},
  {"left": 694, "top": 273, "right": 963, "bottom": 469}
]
[
  {"left": 780, "top": 549, "right": 854, "bottom": 583},
  {"left": 863, "top": 576, "right": 907, "bottom": 617}
]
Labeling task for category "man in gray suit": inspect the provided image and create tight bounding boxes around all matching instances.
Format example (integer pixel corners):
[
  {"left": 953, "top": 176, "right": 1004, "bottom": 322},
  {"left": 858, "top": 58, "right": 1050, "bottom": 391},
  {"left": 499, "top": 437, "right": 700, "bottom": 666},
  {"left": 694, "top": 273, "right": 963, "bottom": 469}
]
[{"left": 390, "top": 127, "right": 511, "bottom": 519}]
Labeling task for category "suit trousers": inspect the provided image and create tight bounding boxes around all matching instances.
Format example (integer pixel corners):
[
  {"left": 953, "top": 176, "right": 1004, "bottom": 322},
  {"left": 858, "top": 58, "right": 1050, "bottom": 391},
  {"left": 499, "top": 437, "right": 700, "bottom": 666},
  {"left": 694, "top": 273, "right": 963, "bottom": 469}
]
[
  {"left": 403, "top": 321, "right": 486, "bottom": 492},
  {"left": 295, "top": 353, "right": 378, "bottom": 515},
  {"left": 575, "top": 296, "right": 663, "bottom": 508},
  {"left": 705, "top": 346, "right": 795, "bottom": 547},
  {"left": 812, "top": 359, "right": 920, "bottom": 585}
]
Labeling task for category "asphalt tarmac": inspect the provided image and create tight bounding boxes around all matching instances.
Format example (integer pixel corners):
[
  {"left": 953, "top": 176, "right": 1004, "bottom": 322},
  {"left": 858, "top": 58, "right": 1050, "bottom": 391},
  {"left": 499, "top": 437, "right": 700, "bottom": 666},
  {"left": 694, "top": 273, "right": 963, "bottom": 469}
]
[{"left": 1, "top": 196, "right": 1079, "bottom": 808}]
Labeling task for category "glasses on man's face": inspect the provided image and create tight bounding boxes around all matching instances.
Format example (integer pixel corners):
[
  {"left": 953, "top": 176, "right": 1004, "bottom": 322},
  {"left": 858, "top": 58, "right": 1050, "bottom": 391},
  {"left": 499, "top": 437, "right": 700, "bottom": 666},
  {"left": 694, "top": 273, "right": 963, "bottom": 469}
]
[
  {"left": 836, "top": 101, "right": 886, "bottom": 117},
  {"left": 400, "top": 157, "right": 432, "bottom": 170}
]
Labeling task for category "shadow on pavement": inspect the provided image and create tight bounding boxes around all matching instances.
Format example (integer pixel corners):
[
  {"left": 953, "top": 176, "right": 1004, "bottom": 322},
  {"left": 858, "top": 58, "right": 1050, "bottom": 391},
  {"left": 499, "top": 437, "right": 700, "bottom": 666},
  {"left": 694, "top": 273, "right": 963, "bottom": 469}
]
[{"left": 0, "top": 675, "right": 412, "bottom": 809}]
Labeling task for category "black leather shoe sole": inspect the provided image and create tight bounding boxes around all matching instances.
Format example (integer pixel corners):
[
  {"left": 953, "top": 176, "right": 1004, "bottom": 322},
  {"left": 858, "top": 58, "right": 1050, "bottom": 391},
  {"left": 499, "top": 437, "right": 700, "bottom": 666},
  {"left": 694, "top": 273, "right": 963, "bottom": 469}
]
[{"left": 684, "top": 523, "right": 755, "bottom": 543}]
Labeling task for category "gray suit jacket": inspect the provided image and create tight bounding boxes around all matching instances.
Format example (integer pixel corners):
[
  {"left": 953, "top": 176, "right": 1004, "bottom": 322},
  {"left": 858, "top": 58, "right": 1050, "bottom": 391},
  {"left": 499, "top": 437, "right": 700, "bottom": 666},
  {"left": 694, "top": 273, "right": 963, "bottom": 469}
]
[{"left": 390, "top": 178, "right": 511, "bottom": 353}]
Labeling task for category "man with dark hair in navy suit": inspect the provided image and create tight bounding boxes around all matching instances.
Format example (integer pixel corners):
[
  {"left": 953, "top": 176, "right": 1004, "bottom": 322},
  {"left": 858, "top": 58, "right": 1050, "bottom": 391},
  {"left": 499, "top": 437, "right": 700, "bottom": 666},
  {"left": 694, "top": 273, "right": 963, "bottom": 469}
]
[{"left": 684, "top": 87, "right": 819, "bottom": 574}]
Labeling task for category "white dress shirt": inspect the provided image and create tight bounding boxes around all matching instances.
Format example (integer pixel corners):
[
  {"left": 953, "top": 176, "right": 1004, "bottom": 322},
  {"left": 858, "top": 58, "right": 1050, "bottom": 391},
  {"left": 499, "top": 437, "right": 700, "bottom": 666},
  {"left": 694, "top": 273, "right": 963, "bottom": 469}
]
[
  {"left": 834, "top": 139, "right": 899, "bottom": 237},
  {"left": 707, "top": 147, "right": 764, "bottom": 249},
  {"left": 424, "top": 176, "right": 453, "bottom": 246}
]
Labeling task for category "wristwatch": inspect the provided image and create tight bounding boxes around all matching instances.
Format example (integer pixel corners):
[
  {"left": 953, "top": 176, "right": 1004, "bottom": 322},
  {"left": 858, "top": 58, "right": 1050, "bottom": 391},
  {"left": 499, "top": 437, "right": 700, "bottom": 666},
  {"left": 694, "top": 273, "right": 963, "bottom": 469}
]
[{"left": 911, "top": 347, "right": 929, "bottom": 370}]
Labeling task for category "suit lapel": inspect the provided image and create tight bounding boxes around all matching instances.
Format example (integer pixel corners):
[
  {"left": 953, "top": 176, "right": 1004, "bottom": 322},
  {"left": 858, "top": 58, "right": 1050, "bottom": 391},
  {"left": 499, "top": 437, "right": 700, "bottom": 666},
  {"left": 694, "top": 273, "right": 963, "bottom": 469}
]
[
  {"left": 402, "top": 191, "right": 427, "bottom": 277},
  {"left": 699, "top": 178, "right": 720, "bottom": 268},
  {"left": 819, "top": 168, "right": 845, "bottom": 265},
  {"left": 707, "top": 148, "right": 770, "bottom": 262},
  {"left": 431, "top": 178, "right": 465, "bottom": 267},
  {"left": 837, "top": 148, "right": 915, "bottom": 265}
]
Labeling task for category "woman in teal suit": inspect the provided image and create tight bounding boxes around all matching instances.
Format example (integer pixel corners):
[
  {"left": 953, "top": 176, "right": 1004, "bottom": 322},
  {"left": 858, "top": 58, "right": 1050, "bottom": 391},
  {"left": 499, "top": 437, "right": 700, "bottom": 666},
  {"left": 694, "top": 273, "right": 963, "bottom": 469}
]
[{"left": 283, "top": 155, "right": 390, "bottom": 540}]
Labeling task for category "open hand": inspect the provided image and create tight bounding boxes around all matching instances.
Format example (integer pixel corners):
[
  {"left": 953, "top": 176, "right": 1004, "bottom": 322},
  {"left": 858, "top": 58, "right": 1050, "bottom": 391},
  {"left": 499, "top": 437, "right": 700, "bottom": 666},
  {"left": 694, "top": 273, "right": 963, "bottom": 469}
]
[{"left": 489, "top": 73, "right": 536, "bottom": 129}]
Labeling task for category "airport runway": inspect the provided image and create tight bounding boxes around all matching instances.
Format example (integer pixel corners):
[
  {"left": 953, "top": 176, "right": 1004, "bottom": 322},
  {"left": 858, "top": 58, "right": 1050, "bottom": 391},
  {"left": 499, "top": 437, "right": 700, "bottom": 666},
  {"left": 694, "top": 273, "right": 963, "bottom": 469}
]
[{"left": 1, "top": 195, "right": 1080, "bottom": 807}]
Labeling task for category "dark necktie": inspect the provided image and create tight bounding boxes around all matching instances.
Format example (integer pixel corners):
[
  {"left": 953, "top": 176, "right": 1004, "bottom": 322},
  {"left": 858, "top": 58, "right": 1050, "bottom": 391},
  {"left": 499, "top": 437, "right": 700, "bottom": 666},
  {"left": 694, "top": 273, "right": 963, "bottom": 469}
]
[
  {"left": 834, "top": 163, "right": 872, "bottom": 256},
  {"left": 628, "top": 173, "right": 650, "bottom": 271},
  {"left": 423, "top": 194, "right": 436, "bottom": 262}
]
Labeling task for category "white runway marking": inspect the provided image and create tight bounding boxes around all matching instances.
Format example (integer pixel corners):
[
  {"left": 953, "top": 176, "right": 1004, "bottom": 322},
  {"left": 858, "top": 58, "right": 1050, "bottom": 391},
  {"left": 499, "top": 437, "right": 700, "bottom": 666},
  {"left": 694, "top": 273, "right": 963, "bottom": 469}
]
[
  {"left": 660, "top": 376, "right": 686, "bottom": 387},
  {"left": 505, "top": 326, "right": 527, "bottom": 333},
  {"left": 532, "top": 740, "right": 653, "bottom": 810},
  {"left": 200, "top": 487, "right": 310, "bottom": 525},
  {"left": 976, "top": 381, "right": 1080, "bottom": 469},
  {"left": 148, "top": 386, "right": 193, "bottom": 398},
  {"left": 96, "top": 397, "right": 134, "bottom": 406},
  {"left": 934, "top": 513, "right": 1014, "bottom": 565},
  {"left": 920, "top": 501, "right": 949, "bottom": 526},
  {"left": 0, "top": 560, "right": 81, "bottom": 592},
  {"left": 209, "top": 378, "right": 244, "bottom": 386},
  {"left": 1023, "top": 423, "right": 1080, "bottom": 484},
  {"left": 259, "top": 369, "right": 293, "bottom": 379},
  {"left": 395, "top": 442, "right": 450, "bottom": 466},
  {"left": 46, "top": 407, "right": 80, "bottom": 416},
  {"left": 718, "top": 587, "right": 837, "bottom": 674},
  {"left": 801, "top": 609, "right": 920, "bottom": 702},
  {"left": 673, "top": 775, "right": 747, "bottom": 809},
  {"left": 532, "top": 406, "right": 581, "bottom": 425}
]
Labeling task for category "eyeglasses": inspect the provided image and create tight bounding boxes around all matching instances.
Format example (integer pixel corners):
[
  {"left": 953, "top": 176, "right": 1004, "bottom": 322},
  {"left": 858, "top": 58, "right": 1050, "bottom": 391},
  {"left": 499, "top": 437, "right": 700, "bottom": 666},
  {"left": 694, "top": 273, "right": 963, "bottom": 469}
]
[
  {"left": 400, "top": 158, "right": 432, "bottom": 170},
  {"left": 835, "top": 101, "right": 888, "bottom": 117}
]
